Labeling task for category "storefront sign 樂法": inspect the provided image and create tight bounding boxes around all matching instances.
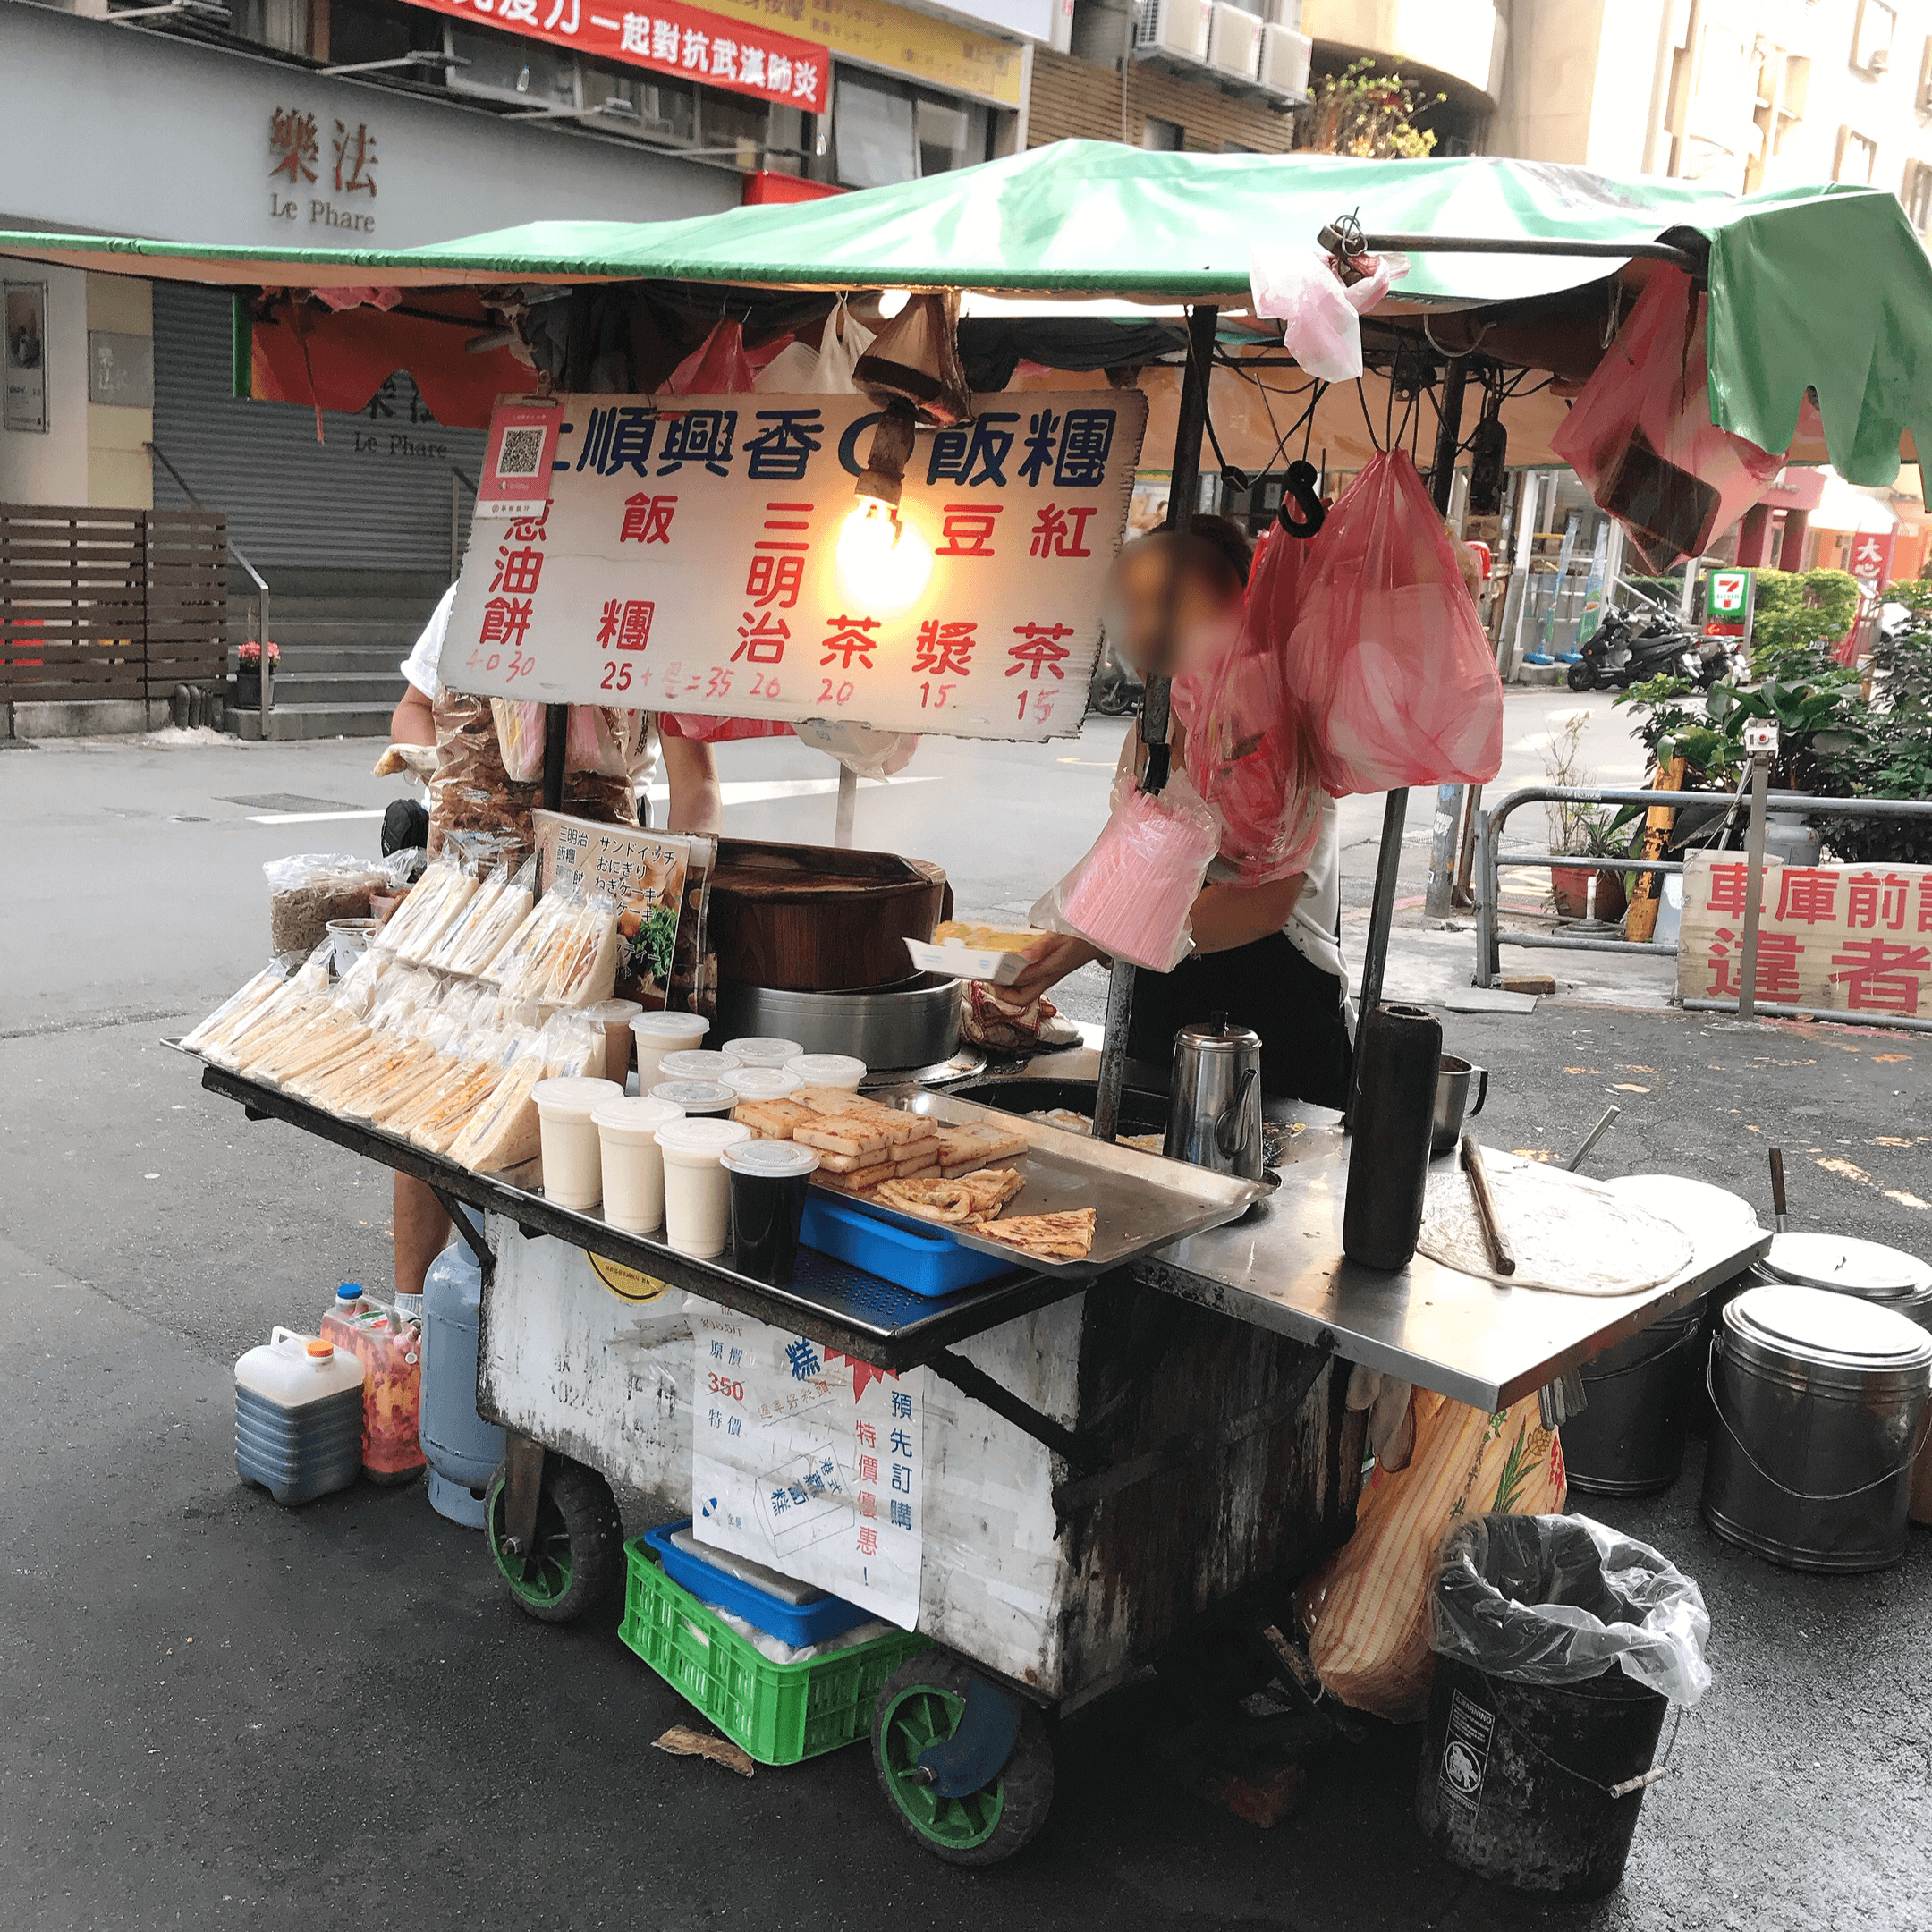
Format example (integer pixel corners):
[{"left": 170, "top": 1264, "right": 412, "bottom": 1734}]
[
  {"left": 267, "top": 106, "right": 382, "bottom": 233},
  {"left": 445, "top": 389, "right": 1148, "bottom": 741}
]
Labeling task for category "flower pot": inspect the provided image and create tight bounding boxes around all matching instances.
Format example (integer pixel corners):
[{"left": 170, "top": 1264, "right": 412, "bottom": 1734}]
[
  {"left": 1593, "top": 869, "right": 1629, "bottom": 923},
  {"left": 233, "top": 672, "right": 261, "bottom": 708},
  {"left": 1553, "top": 866, "right": 1629, "bottom": 924}
]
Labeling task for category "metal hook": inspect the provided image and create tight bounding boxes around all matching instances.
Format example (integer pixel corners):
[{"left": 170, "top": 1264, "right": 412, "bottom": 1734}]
[{"left": 1276, "top": 459, "right": 1326, "bottom": 539}]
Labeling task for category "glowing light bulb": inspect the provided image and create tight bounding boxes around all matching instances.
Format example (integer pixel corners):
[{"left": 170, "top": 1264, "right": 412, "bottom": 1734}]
[{"left": 835, "top": 496, "right": 933, "bottom": 609}]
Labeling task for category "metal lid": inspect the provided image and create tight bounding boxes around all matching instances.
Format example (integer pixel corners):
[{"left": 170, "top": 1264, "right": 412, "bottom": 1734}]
[
  {"left": 1176, "top": 1012, "right": 1262, "bottom": 1054},
  {"left": 1762, "top": 1232, "right": 1931, "bottom": 1301},
  {"left": 1725, "top": 1283, "right": 1932, "bottom": 1372}
]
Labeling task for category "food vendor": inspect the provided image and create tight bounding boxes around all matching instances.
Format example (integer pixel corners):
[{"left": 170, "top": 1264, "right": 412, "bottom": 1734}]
[
  {"left": 1006, "top": 517, "right": 1353, "bottom": 1110},
  {"left": 384, "top": 584, "right": 724, "bottom": 1301}
]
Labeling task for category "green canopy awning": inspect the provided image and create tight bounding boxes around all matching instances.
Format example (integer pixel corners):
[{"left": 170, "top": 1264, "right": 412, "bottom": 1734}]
[{"left": 7, "top": 142, "right": 1928, "bottom": 480}]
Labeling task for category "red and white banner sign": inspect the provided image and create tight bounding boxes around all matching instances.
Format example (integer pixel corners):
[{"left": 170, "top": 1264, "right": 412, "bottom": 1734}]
[
  {"left": 446, "top": 390, "right": 1148, "bottom": 741},
  {"left": 400, "top": 0, "right": 830, "bottom": 113},
  {"left": 1679, "top": 850, "right": 1932, "bottom": 1019}
]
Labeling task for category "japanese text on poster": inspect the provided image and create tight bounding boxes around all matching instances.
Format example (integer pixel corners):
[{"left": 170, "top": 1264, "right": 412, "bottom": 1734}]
[
  {"left": 445, "top": 389, "right": 1148, "bottom": 741},
  {"left": 530, "top": 809, "right": 703, "bottom": 1007},
  {"left": 1679, "top": 850, "right": 1932, "bottom": 1019},
  {"left": 691, "top": 1312, "right": 923, "bottom": 1628}
]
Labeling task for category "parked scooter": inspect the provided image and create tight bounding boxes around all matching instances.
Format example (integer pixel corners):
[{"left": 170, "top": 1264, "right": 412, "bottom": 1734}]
[
  {"left": 1565, "top": 606, "right": 1731, "bottom": 691},
  {"left": 1086, "top": 630, "right": 1142, "bottom": 717}
]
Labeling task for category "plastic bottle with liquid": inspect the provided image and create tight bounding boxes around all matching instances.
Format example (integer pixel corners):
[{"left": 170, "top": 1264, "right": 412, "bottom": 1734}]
[
  {"left": 319, "top": 1280, "right": 427, "bottom": 1485},
  {"left": 234, "top": 1328, "right": 364, "bottom": 1506}
]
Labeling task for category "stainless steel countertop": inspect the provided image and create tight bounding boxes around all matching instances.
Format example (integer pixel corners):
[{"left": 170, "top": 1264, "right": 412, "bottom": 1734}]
[{"left": 1131, "top": 1114, "right": 1769, "bottom": 1410}]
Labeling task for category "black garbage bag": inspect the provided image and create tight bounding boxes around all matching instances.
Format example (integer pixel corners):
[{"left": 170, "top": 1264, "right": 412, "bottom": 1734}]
[{"left": 1429, "top": 1513, "right": 1710, "bottom": 1706}]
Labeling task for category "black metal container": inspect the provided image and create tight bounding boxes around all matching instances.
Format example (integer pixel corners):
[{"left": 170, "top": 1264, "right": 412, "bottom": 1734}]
[
  {"left": 1563, "top": 1295, "right": 1708, "bottom": 1496},
  {"left": 1343, "top": 1002, "right": 1441, "bottom": 1271}
]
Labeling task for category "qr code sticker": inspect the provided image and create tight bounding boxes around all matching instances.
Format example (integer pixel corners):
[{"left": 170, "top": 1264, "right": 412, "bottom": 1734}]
[{"left": 495, "top": 426, "right": 547, "bottom": 479}]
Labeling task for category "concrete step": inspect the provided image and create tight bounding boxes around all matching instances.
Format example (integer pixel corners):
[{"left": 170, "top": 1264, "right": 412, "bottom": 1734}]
[
  {"left": 271, "top": 669, "right": 405, "bottom": 706},
  {"left": 262, "top": 644, "right": 410, "bottom": 675},
  {"left": 258, "top": 622, "right": 427, "bottom": 651},
  {"left": 229, "top": 700, "right": 395, "bottom": 741}
]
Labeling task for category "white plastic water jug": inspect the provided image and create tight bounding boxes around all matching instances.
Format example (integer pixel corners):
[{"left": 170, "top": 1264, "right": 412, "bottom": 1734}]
[{"left": 234, "top": 1326, "right": 364, "bottom": 1506}]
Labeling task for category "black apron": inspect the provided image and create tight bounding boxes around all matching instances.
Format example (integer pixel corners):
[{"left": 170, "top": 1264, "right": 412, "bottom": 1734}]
[{"left": 1128, "top": 929, "right": 1353, "bottom": 1111}]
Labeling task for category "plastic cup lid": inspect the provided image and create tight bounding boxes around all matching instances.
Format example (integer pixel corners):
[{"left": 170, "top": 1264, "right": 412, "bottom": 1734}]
[
  {"left": 631, "top": 1011, "right": 711, "bottom": 1040},
  {"left": 722, "top": 1138, "right": 818, "bottom": 1178},
  {"left": 592, "top": 1095, "right": 684, "bottom": 1132},
  {"left": 784, "top": 1053, "right": 868, "bottom": 1084},
  {"left": 533, "top": 1076, "right": 624, "bottom": 1118},
  {"left": 722, "top": 1067, "right": 804, "bottom": 1099},
  {"left": 650, "top": 1080, "right": 737, "bottom": 1110},
  {"left": 584, "top": 998, "right": 644, "bottom": 1022},
  {"left": 655, "top": 1116, "right": 753, "bottom": 1157},
  {"left": 723, "top": 1037, "right": 805, "bottom": 1067},
  {"left": 658, "top": 1048, "right": 743, "bottom": 1080}
]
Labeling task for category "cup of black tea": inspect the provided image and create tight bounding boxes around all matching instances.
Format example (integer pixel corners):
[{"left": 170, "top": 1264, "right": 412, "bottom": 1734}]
[{"left": 723, "top": 1140, "right": 819, "bottom": 1284}]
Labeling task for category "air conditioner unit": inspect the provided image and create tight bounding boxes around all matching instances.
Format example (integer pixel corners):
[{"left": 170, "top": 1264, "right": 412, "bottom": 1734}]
[
  {"left": 1263, "top": 0, "right": 1302, "bottom": 27},
  {"left": 1208, "top": 3, "right": 1265, "bottom": 80},
  {"left": 1135, "top": 0, "right": 1213, "bottom": 63},
  {"left": 1259, "top": 22, "right": 1312, "bottom": 96}
]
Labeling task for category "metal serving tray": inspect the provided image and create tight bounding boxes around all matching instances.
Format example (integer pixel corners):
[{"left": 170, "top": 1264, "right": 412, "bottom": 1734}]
[{"left": 831, "top": 1085, "right": 1273, "bottom": 1275}]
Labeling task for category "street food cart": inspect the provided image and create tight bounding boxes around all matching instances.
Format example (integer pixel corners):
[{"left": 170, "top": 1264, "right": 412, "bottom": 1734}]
[{"left": 26, "top": 142, "right": 1929, "bottom": 1864}]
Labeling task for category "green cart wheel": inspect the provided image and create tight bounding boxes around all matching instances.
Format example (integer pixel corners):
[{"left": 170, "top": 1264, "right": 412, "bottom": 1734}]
[
  {"left": 872, "top": 1653, "right": 1054, "bottom": 1866},
  {"left": 484, "top": 1457, "right": 622, "bottom": 1624}
]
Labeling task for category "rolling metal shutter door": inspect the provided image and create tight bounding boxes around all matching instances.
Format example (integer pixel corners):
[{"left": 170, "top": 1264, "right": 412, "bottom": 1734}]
[{"left": 150, "top": 282, "right": 488, "bottom": 572}]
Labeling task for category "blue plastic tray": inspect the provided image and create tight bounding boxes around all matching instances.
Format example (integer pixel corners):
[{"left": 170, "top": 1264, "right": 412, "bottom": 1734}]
[
  {"left": 800, "top": 1191, "right": 1020, "bottom": 1299},
  {"left": 641, "top": 1520, "right": 871, "bottom": 1648}
]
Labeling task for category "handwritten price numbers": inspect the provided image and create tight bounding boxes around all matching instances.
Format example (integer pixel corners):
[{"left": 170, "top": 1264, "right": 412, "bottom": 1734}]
[
  {"left": 818, "top": 679, "right": 856, "bottom": 707},
  {"left": 1015, "top": 688, "right": 1056, "bottom": 726},
  {"left": 750, "top": 671, "right": 783, "bottom": 700},
  {"left": 919, "top": 681, "right": 955, "bottom": 710},
  {"left": 600, "top": 660, "right": 633, "bottom": 692},
  {"left": 466, "top": 647, "right": 536, "bottom": 680}
]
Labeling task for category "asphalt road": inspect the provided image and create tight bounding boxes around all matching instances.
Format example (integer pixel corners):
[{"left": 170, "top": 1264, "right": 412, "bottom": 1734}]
[{"left": 3, "top": 711, "right": 1928, "bottom": 1930}]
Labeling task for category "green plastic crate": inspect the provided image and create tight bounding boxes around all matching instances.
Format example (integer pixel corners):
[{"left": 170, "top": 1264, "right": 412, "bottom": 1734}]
[{"left": 618, "top": 1538, "right": 930, "bottom": 1766}]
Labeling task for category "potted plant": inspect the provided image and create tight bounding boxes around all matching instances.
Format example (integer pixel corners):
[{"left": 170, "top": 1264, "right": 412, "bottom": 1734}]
[
  {"left": 233, "top": 638, "right": 281, "bottom": 708},
  {"left": 1538, "top": 709, "right": 1633, "bottom": 922}
]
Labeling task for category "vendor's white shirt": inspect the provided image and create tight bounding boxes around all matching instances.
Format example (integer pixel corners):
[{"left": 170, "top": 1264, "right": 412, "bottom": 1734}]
[{"left": 400, "top": 583, "right": 659, "bottom": 784}]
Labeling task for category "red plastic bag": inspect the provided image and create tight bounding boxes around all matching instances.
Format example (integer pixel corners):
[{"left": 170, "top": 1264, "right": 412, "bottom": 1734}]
[
  {"left": 665, "top": 318, "right": 756, "bottom": 395},
  {"left": 1174, "top": 523, "right": 1326, "bottom": 885},
  {"left": 1550, "top": 266, "right": 1783, "bottom": 573},
  {"left": 1283, "top": 452, "right": 1504, "bottom": 798}
]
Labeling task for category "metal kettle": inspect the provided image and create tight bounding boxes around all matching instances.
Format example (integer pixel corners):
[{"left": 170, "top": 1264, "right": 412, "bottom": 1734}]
[{"left": 1165, "top": 1013, "right": 1264, "bottom": 1179}]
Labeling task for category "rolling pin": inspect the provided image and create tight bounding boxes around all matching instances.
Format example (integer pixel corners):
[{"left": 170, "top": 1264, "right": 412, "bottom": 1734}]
[{"left": 1461, "top": 1133, "right": 1516, "bottom": 1276}]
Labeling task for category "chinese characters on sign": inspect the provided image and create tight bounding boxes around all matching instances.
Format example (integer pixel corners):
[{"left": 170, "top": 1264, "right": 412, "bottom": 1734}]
[
  {"left": 390, "top": 0, "right": 829, "bottom": 111},
  {"left": 446, "top": 389, "right": 1148, "bottom": 741},
  {"left": 691, "top": 1313, "right": 924, "bottom": 1627},
  {"left": 1679, "top": 851, "right": 1932, "bottom": 1018},
  {"left": 268, "top": 106, "right": 378, "bottom": 232}
]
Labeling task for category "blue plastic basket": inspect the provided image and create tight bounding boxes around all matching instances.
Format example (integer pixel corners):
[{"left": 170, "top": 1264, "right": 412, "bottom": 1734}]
[
  {"left": 641, "top": 1520, "right": 871, "bottom": 1648},
  {"left": 801, "top": 1192, "right": 1018, "bottom": 1299}
]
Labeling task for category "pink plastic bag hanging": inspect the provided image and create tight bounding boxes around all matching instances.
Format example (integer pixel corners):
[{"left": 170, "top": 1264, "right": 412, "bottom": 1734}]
[
  {"left": 1550, "top": 266, "right": 1784, "bottom": 573},
  {"left": 665, "top": 318, "right": 757, "bottom": 395},
  {"left": 1173, "top": 523, "right": 1326, "bottom": 886},
  {"left": 1282, "top": 451, "right": 1504, "bottom": 798},
  {"left": 490, "top": 701, "right": 632, "bottom": 782},
  {"left": 1030, "top": 765, "right": 1220, "bottom": 972}
]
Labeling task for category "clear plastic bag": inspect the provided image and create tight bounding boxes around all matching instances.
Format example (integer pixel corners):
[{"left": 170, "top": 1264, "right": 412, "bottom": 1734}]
[
  {"left": 1030, "top": 762, "right": 1219, "bottom": 972},
  {"left": 1429, "top": 1513, "right": 1711, "bottom": 1707},
  {"left": 1550, "top": 266, "right": 1783, "bottom": 575},
  {"left": 1248, "top": 245, "right": 1403, "bottom": 383},
  {"left": 263, "top": 853, "right": 385, "bottom": 962},
  {"left": 489, "top": 700, "right": 631, "bottom": 783},
  {"left": 1174, "top": 523, "right": 1326, "bottom": 886},
  {"left": 1283, "top": 451, "right": 1504, "bottom": 798}
]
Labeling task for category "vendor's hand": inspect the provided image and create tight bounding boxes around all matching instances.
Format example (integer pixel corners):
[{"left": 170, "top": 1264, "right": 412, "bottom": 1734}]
[{"left": 1006, "top": 932, "right": 1105, "bottom": 1004}]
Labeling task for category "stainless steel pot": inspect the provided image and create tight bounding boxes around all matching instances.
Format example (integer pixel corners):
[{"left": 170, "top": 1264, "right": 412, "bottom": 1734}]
[
  {"left": 713, "top": 972, "right": 959, "bottom": 1072},
  {"left": 1429, "top": 1055, "right": 1488, "bottom": 1158},
  {"left": 1700, "top": 1283, "right": 1932, "bottom": 1572},
  {"left": 1563, "top": 1296, "right": 1707, "bottom": 1497},
  {"left": 1165, "top": 1015, "right": 1264, "bottom": 1180}
]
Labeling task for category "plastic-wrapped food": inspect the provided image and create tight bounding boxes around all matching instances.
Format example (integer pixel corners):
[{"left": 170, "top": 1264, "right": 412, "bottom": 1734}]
[
  {"left": 211, "top": 945, "right": 335, "bottom": 1070},
  {"left": 331, "top": 946, "right": 389, "bottom": 1018},
  {"left": 542, "top": 887, "right": 622, "bottom": 1007},
  {"left": 265, "top": 853, "right": 386, "bottom": 962},
  {"left": 1428, "top": 1513, "right": 1711, "bottom": 1707},
  {"left": 424, "top": 861, "right": 509, "bottom": 972},
  {"left": 182, "top": 963, "right": 288, "bottom": 1055},
  {"left": 406, "top": 1060, "right": 507, "bottom": 1153},
  {"left": 386, "top": 850, "right": 482, "bottom": 966},
  {"left": 1030, "top": 764, "right": 1219, "bottom": 972},
  {"left": 487, "top": 879, "right": 580, "bottom": 996},
  {"left": 432, "top": 854, "right": 539, "bottom": 977}
]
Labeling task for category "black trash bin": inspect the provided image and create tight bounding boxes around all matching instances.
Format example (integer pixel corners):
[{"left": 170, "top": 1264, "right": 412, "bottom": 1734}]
[{"left": 1414, "top": 1513, "right": 1709, "bottom": 1901}]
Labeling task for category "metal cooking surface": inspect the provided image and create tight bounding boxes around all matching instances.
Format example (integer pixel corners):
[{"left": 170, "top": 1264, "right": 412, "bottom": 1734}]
[{"left": 850, "top": 1084, "right": 1268, "bottom": 1275}]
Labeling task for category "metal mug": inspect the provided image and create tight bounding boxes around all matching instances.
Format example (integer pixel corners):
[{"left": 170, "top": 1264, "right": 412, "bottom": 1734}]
[
  {"left": 1165, "top": 1013, "right": 1265, "bottom": 1180},
  {"left": 1430, "top": 1055, "right": 1489, "bottom": 1158}
]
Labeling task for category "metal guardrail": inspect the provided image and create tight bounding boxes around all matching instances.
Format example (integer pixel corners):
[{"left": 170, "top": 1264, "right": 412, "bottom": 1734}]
[
  {"left": 148, "top": 439, "right": 272, "bottom": 729},
  {"left": 1475, "top": 783, "right": 1932, "bottom": 1033}
]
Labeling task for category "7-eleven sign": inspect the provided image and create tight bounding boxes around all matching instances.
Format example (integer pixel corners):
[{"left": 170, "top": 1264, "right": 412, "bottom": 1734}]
[{"left": 1703, "top": 567, "right": 1753, "bottom": 641}]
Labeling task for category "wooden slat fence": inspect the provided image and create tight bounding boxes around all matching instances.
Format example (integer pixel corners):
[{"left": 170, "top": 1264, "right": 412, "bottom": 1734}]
[{"left": 1, "top": 504, "right": 229, "bottom": 702}]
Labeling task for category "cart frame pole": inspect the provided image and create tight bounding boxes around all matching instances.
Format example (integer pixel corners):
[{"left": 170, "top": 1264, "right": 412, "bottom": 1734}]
[
  {"left": 1093, "top": 301, "right": 1219, "bottom": 1144},
  {"left": 541, "top": 701, "right": 568, "bottom": 815},
  {"left": 1423, "top": 358, "right": 1470, "bottom": 919}
]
